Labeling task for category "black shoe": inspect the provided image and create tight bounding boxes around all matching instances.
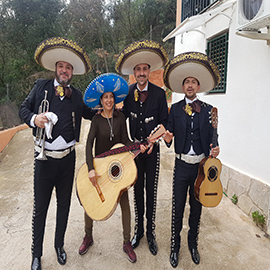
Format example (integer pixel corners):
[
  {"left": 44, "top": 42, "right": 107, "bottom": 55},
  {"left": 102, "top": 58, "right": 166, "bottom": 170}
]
[
  {"left": 131, "top": 233, "right": 143, "bottom": 249},
  {"left": 190, "top": 247, "right": 200, "bottom": 264},
  {"left": 170, "top": 251, "right": 179, "bottom": 268},
  {"left": 31, "top": 257, "right": 41, "bottom": 270},
  {"left": 147, "top": 237, "right": 158, "bottom": 255},
  {"left": 55, "top": 247, "right": 67, "bottom": 265}
]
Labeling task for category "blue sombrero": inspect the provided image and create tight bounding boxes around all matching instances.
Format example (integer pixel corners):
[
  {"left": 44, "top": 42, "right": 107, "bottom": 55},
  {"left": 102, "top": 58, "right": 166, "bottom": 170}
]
[{"left": 84, "top": 73, "right": 129, "bottom": 109}]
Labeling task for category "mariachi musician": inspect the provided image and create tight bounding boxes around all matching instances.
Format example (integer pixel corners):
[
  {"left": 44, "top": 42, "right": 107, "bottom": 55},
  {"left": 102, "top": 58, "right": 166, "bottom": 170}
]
[
  {"left": 163, "top": 52, "right": 221, "bottom": 267},
  {"left": 19, "top": 37, "right": 95, "bottom": 270},
  {"left": 115, "top": 40, "right": 169, "bottom": 256}
]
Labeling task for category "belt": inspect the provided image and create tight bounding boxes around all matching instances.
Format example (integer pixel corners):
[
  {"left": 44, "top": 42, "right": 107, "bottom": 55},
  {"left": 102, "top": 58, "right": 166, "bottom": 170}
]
[
  {"left": 175, "top": 153, "right": 205, "bottom": 164},
  {"left": 35, "top": 145, "right": 75, "bottom": 159}
]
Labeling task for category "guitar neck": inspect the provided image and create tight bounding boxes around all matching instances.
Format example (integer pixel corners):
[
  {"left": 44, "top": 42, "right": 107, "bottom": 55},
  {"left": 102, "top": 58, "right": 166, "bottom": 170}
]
[{"left": 212, "top": 128, "right": 218, "bottom": 148}]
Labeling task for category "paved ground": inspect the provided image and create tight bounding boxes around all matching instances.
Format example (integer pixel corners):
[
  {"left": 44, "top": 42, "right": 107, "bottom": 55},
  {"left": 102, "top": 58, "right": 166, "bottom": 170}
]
[{"left": 0, "top": 119, "right": 270, "bottom": 270}]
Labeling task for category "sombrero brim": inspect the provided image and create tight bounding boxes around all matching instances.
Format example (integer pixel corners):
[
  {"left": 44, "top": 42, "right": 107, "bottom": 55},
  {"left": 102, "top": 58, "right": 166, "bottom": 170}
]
[
  {"left": 34, "top": 37, "right": 91, "bottom": 75},
  {"left": 84, "top": 73, "right": 129, "bottom": 109},
  {"left": 115, "top": 40, "right": 169, "bottom": 75},
  {"left": 163, "top": 52, "right": 220, "bottom": 93}
]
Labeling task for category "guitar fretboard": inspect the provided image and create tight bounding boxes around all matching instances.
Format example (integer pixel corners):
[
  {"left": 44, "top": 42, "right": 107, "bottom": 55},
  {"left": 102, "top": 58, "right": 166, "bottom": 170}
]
[{"left": 212, "top": 128, "right": 218, "bottom": 148}]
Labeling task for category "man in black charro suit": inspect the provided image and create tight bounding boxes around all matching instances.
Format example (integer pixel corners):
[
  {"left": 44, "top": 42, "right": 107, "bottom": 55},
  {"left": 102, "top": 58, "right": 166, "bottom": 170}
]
[
  {"left": 163, "top": 52, "right": 221, "bottom": 267},
  {"left": 19, "top": 37, "right": 95, "bottom": 270},
  {"left": 115, "top": 40, "right": 169, "bottom": 256}
]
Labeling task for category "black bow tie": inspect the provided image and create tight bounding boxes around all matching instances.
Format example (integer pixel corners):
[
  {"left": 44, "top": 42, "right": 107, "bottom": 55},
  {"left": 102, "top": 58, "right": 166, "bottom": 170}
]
[
  {"left": 183, "top": 100, "right": 202, "bottom": 115},
  {"left": 55, "top": 85, "right": 72, "bottom": 98}
]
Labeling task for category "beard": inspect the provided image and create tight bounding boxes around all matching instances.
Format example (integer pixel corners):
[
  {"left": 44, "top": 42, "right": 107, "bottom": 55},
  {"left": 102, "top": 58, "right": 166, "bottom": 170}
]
[{"left": 55, "top": 71, "right": 72, "bottom": 86}]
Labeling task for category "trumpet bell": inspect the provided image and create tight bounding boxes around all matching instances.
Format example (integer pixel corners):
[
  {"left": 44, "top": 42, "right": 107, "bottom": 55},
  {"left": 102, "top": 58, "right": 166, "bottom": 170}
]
[{"left": 36, "top": 152, "right": 47, "bottom": 161}]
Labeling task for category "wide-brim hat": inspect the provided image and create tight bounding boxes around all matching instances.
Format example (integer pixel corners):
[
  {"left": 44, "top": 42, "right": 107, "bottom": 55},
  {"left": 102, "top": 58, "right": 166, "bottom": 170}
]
[
  {"left": 163, "top": 52, "right": 220, "bottom": 93},
  {"left": 115, "top": 40, "right": 169, "bottom": 75},
  {"left": 34, "top": 37, "right": 91, "bottom": 75},
  {"left": 84, "top": 73, "right": 129, "bottom": 109}
]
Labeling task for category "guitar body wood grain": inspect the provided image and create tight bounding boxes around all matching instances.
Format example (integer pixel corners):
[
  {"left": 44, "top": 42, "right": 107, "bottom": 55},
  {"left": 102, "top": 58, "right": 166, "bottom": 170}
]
[
  {"left": 76, "top": 143, "right": 137, "bottom": 221},
  {"left": 195, "top": 156, "right": 222, "bottom": 207}
]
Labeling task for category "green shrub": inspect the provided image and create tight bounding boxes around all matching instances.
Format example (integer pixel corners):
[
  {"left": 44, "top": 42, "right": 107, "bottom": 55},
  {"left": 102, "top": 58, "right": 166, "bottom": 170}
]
[{"left": 252, "top": 211, "right": 266, "bottom": 227}]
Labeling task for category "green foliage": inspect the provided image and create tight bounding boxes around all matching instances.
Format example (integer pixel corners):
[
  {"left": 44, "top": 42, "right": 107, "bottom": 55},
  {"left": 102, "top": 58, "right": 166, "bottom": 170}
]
[
  {"left": 252, "top": 210, "right": 266, "bottom": 227},
  {"left": 0, "top": 0, "right": 177, "bottom": 107},
  {"left": 231, "top": 194, "right": 238, "bottom": 205}
]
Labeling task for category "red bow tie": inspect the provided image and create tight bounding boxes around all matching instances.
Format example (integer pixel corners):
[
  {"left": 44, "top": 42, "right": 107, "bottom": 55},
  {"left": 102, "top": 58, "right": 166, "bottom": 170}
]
[{"left": 55, "top": 85, "right": 72, "bottom": 98}]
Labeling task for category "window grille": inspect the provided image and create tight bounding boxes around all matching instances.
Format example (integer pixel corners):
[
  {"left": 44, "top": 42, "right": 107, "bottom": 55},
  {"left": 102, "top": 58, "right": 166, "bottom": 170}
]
[
  {"left": 181, "top": 0, "right": 219, "bottom": 21},
  {"left": 207, "top": 32, "right": 229, "bottom": 93}
]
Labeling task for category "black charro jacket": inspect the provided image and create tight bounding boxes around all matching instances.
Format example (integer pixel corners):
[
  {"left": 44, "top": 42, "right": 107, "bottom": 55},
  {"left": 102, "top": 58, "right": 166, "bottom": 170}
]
[
  {"left": 122, "top": 81, "right": 168, "bottom": 140},
  {"left": 167, "top": 99, "right": 217, "bottom": 157},
  {"left": 19, "top": 79, "right": 95, "bottom": 142}
]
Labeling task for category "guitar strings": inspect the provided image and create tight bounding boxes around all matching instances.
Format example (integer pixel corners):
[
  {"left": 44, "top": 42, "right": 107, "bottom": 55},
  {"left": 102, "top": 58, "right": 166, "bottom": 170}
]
[{"left": 97, "top": 151, "right": 139, "bottom": 189}]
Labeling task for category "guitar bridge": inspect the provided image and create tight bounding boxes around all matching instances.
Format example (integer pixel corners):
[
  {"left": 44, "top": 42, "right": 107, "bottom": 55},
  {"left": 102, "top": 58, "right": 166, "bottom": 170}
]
[{"left": 204, "top": 192, "right": 218, "bottom": 196}]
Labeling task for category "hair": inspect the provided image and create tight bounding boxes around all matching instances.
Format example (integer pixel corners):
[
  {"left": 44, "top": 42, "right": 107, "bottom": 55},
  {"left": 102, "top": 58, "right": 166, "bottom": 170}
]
[{"left": 182, "top": 77, "right": 200, "bottom": 86}]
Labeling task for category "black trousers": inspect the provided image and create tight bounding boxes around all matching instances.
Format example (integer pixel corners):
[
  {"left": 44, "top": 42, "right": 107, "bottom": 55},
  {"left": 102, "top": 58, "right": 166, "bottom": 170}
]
[
  {"left": 32, "top": 150, "right": 75, "bottom": 258},
  {"left": 171, "top": 158, "right": 202, "bottom": 253},
  {"left": 134, "top": 144, "right": 160, "bottom": 239}
]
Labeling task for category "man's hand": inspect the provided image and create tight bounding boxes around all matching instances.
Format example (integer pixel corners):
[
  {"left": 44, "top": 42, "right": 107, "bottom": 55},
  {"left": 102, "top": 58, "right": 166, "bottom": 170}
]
[
  {"left": 163, "top": 130, "right": 174, "bottom": 143},
  {"left": 34, "top": 113, "right": 48, "bottom": 129},
  {"left": 210, "top": 144, "right": 220, "bottom": 158}
]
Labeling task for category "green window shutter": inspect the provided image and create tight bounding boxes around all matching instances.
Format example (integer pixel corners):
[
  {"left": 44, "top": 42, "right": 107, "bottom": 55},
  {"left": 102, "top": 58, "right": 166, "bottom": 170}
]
[{"left": 207, "top": 32, "right": 229, "bottom": 93}]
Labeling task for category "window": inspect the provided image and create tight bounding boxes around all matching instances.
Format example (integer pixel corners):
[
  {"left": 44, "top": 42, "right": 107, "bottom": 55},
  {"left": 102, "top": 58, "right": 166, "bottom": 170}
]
[
  {"left": 181, "top": 0, "right": 219, "bottom": 21},
  {"left": 207, "top": 32, "right": 229, "bottom": 93}
]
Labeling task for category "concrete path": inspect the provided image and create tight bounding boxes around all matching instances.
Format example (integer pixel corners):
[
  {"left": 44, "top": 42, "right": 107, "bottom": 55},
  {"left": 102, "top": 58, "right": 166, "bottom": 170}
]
[{"left": 0, "top": 119, "right": 270, "bottom": 270}]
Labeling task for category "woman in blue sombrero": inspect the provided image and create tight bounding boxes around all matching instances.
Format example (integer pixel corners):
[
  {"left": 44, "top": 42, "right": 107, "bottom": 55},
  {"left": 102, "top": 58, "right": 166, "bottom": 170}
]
[{"left": 78, "top": 73, "right": 146, "bottom": 263}]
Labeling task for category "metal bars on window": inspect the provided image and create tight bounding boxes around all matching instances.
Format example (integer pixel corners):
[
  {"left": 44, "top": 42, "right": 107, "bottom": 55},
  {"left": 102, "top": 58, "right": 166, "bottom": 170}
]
[
  {"left": 207, "top": 32, "right": 229, "bottom": 93},
  {"left": 181, "top": 0, "right": 218, "bottom": 21}
]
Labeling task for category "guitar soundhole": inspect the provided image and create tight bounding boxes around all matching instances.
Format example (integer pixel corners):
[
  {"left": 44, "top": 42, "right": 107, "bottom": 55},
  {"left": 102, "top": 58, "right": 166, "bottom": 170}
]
[
  {"left": 207, "top": 166, "right": 218, "bottom": 182},
  {"left": 111, "top": 165, "right": 120, "bottom": 177},
  {"left": 109, "top": 161, "right": 122, "bottom": 181}
]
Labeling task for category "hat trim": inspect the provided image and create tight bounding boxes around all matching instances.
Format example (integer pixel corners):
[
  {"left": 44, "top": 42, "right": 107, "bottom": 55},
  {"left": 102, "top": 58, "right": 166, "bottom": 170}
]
[
  {"left": 164, "top": 52, "right": 220, "bottom": 92},
  {"left": 115, "top": 40, "right": 168, "bottom": 74},
  {"left": 34, "top": 37, "right": 91, "bottom": 74}
]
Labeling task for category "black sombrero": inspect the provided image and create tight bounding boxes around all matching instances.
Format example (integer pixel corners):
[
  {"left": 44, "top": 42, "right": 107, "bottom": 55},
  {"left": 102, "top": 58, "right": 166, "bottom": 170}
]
[
  {"left": 34, "top": 37, "right": 91, "bottom": 75},
  {"left": 115, "top": 40, "right": 169, "bottom": 75},
  {"left": 163, "top": 52, "right": 220, "bottom": 93}
]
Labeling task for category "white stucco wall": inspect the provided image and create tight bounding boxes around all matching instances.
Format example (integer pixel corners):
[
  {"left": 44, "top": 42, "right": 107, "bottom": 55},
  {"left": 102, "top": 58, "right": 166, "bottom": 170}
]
[{"left": 170, "top": 0, "right": 270, "bottom": 185}]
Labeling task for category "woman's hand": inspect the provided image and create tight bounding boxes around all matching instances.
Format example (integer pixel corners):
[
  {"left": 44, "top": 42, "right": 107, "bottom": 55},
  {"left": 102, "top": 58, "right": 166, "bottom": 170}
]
[
  {"left": 140, "top": 142, "right": 153, "bottom": 155},
  {"left": 88, "top": 169, "right": 100, "bottom": 187},
  {"left": 140, "top": 144, "right": 147, "bottom": 153}
]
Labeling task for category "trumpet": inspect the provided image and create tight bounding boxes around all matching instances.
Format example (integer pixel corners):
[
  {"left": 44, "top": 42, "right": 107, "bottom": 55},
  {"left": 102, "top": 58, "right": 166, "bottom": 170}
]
[{"left": 35, "top": 90, "right": 49, "bottom": 160}]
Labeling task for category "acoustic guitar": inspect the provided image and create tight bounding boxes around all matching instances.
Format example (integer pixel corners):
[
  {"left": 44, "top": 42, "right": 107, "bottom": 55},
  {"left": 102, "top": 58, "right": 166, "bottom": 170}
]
[
  {"left": 194, "top": 107, "right": 223, "bottom": 207},
  {"left": 76, "top": 124, "right": 166, "bottom": 221}
]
